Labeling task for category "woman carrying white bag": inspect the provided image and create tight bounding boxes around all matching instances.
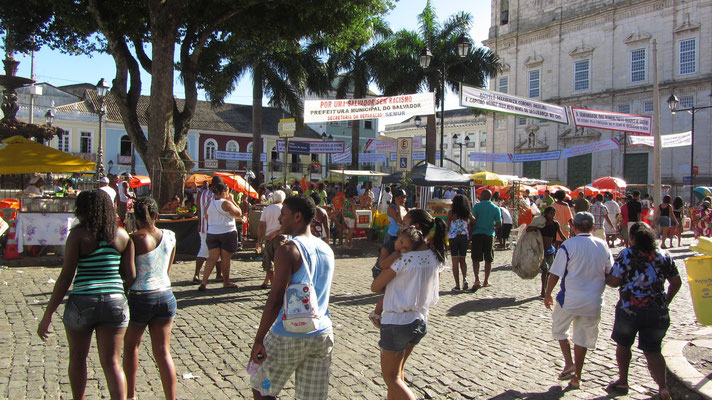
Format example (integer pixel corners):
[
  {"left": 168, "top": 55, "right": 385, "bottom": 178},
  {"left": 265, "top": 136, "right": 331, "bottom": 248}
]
[{"left": 249, "top": 195, "right": 335, "bottom": 400}]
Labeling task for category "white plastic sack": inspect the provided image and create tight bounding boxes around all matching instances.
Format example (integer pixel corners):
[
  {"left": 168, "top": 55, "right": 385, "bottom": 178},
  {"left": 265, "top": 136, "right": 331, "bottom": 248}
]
[{"left": 511, "top": 216, "right": 546, "bottom": 279}]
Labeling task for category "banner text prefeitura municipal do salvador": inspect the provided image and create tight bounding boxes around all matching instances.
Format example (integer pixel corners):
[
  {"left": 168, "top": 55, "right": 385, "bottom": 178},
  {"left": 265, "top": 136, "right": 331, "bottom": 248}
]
[{"left": 303, "top": 93, "right": 435, "bottom": 124}]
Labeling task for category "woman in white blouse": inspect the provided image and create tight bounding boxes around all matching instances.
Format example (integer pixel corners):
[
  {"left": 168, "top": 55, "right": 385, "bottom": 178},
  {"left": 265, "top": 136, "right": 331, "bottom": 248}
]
[{"left": 371, "top": 209, "right": 447, "bottom": 400}]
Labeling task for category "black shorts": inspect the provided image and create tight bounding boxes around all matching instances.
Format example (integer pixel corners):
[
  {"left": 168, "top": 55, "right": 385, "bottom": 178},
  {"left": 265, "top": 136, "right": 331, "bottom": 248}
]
[
  {"left": 206, "top": 230, "right": 239, "bottom": 253},
  {"left": 497, "top": 223, "right": 513, "bottom": 240},
  {"left": 611, "top": 306, "right": 670, "bottom": 352},
  {"left": 449, "top": 234, "right": 469, "bottom": 257},
  {"left": 471, "top": 234, "right": 494, "bottom": 263}
]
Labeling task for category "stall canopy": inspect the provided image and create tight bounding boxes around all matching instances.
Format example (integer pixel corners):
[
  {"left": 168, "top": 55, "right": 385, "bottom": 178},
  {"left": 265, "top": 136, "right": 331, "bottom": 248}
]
[
  {"left": 129, "top": 175, "right": 151, "bottom": 188},
  {"left": 382, "top": 163, "right": 471, "bottom": 186},
  {"left": 0, "top": 135, "right": 96, "bottom": 174},
  {"left": 214, "top": 172, "right": 258, "bottom": 199}
]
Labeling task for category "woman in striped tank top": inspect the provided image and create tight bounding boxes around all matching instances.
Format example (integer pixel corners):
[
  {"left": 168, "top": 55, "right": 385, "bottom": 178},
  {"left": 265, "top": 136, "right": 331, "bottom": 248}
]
[{"left": 38, "top": 190, "right": 135, "bottom": 400}]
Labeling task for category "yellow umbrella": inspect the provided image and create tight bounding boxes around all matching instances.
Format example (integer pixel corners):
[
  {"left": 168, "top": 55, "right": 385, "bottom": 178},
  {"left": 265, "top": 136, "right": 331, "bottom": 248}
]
[
  {"left": 0, "top": 135, "right": 96, "bottom": 174},
  {"left": 470, "top": 171, "right": 507, "bottom": 186}
]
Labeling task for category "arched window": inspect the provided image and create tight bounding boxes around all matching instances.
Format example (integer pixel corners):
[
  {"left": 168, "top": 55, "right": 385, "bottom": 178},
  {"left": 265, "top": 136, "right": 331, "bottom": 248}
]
[
  {"left": 204, "top": 139, "right": 217, "bottom": 160},
  {"left": 226, "top": 140, "right": 239, "bottom": 153},
  {"left": 120, "top": 135, "right": 132, "bottom": 156},
  {"left": 246, "top": 142, "right": 253, "bottom": 154}
]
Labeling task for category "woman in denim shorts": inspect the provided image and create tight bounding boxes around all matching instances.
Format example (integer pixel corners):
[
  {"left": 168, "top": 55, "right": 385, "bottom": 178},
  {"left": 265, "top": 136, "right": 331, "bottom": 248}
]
[
  {"left": 446, "top": 194, "right": 474, "bottom": 291},
  {"left": 38, "top": 190, "right": 135, "bottom": 399},
  {"left": 605, "top": 223, "right": 682, "bottom": 400},
  {"left": 371, "top": 209, "right": 447, "bottom": 400},
  {"left": 123, "top": 197, "right": 178, "bottom": 400}
]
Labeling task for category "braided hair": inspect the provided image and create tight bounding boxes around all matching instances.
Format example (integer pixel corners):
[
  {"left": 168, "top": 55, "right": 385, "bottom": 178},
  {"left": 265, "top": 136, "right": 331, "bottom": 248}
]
[
  {"left": 74, "top": 190, "right": 117, "bottom": 242},
  {"left": 134, "top": 196, "right": 159, "bottom": 229}
]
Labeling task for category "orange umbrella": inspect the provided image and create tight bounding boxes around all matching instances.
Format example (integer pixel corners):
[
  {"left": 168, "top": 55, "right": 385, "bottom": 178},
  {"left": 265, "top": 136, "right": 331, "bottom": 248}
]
[
  {"left": 185, "top": 173, "right": 211, "bottom": 188},
  {"left": 214, "top": 172, "right": 258, "bottom": 199},
  {"left": 129, "top": 175, "right": 151, "bottom": 188},
  {"left": 548, "top": 184, "right": 570, "bottom": 194},
  {"left": 592, "top": 176, "right": 627, "bottom": 191},
  {"left": 498, "top": 185, "right": 537, "bottom": 199},
  {"left": 574, "top": 185, "right": 601, "bottom": 197}
]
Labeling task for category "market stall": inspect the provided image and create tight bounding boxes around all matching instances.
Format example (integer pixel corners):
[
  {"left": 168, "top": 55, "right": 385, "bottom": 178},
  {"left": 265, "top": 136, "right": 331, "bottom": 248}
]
[
  {"left": 328, "top": 169, "right": 390, "bottom": 239},
  {"left": 0, "top": 136, "right": 96, "bottom": 253}
]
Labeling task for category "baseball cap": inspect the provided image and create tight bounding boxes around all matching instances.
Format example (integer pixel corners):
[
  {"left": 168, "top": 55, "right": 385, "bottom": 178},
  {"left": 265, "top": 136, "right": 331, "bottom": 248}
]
[
  {"left": 393, "top": 188, "right": 406, "bottom": 198},
  {"left": 98, "top": 177, "right": 110, "bottom": 183},
  {"left": 573, "top": 211, "right": 594, "bottom": 225}
]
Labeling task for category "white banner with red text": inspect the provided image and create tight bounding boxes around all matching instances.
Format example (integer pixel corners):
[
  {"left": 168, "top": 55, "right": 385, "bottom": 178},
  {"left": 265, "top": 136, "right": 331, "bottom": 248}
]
[
  {"left": 628, "top": 131, "right": 692, "bottom": 148},
  {"left": 571, "top": 107, "right": 652, "bottom": 135},
  {"left": 303, "top": 93, "right": 435, "bottom": 124}
]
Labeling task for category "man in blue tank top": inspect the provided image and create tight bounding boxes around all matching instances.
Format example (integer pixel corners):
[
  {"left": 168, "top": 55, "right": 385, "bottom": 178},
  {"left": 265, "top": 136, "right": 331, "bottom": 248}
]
[{"left": 250, "top": 195, "right": 335, "bottom": 400}]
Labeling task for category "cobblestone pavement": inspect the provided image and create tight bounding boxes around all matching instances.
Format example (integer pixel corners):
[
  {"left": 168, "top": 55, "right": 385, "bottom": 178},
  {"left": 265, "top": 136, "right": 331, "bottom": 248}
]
[{"left": 0, "top": 240, "right": 704, "bottom": 399}]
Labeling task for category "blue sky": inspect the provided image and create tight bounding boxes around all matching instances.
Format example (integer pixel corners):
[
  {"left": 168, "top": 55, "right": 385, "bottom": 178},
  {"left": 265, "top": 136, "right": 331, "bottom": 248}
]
[{"left": 12, "top": 1, "right": 491, "bottom": 114}]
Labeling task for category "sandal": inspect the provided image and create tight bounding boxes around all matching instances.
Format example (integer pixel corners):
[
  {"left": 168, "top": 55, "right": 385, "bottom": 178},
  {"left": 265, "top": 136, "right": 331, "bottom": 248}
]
[
  {"left": 452, "top": 286, "right": 461, "bottom": 292},
  {"left": 558, "top": 367, "right": 575, "bottom": 380},
  {"left": 369, "top": 312, "right": 381, "bottom": 328},
  {"left": 604, "top": 380, "right": 629, "bottom": 395},
  {"left": 198, "top": 284, "right": 207, "bottom": 292}
]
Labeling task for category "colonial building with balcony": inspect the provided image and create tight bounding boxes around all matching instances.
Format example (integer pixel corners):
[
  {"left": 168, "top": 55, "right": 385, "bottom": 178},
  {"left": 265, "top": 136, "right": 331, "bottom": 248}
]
[{"left": 484, "top": 0, "right": 711, "bottom": 194}]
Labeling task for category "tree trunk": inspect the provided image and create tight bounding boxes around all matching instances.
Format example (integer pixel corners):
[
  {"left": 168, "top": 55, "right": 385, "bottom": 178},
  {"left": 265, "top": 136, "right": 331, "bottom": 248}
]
[
  {"left": 251, "top": 67, "right": 264, "bottom": 185},
  {"left": 145, "top": 0, "right": 185, "bottom": 205},
  {"left": 350, "top": 121, "right": 360, "bottom": 172},
  {"left": 426, "top": 114, "right": 436, "bottom": 165}
]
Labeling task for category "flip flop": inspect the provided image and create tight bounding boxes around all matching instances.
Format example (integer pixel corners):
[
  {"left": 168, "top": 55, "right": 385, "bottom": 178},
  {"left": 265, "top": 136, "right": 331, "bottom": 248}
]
[
  {"left": 198, "top": 284, "right": 207, "bottom": 292},
  {"left": 558, "top": 368, "right": 575, "bottom": 380},
  {"left": 223, "top": 282, "right": 238, "bottom": 289},
  {"left": 604, "top": 381, "right": 629, "bottom": 395},
  {"left": 192, "top": 277, "right": 201, "bottom": 283}
]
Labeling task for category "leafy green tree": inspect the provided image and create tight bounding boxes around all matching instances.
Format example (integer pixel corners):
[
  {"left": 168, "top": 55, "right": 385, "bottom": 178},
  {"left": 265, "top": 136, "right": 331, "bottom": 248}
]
[
  {"left": 200, "top": 39, "right": 330, "bottom": 183},
  {"left": 0, "top": 0, "right": 391, "bottom": 202},
  {"left": 381, "top": 0, "right": 501, "bottom": 165},
  {"left": 328, "top": 18, "right": 391, "bottom": 171}
]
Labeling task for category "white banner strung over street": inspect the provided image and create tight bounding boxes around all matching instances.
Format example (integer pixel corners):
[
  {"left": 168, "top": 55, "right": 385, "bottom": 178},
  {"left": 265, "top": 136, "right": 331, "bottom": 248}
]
[
  {"left": 571, "top": 107, "right": 652, "bottom": 135},
  {"left": 460, "top": 84, "right": 569, "bottom": 124},
  {"left": 469, "top": 152, "right": 512, "bottom": 163},
  {"left": 330, "top": 151, "right": 388, "bottom": 164},
  {"left": 215, "top": 151, "right": 267, "bottom": 162},
  {"left": 560, "top": 138, "right": 621, "bottom": 159},
  {"left": 303, "top": 93, "right": 435, "bottom": 124},
  {"left": 629, "top": 131, "right": 692, "bottom": 148}
]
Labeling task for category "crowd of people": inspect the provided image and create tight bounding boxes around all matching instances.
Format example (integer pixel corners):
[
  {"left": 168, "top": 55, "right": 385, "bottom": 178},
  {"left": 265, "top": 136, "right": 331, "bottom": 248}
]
[{"left": 35, "top": 176, "right": 694, "bottom": 400}]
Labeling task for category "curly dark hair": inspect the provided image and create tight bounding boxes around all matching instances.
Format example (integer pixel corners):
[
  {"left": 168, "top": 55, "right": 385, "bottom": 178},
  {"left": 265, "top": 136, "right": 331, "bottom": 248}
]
[
  {"left": 451, "top": 194, "right": 472, "bottom": 221},
  {"left": 74, "top": 190, "right": 117, "bottom": 242},
  {"left": 134, "top": 196, "right": 159, "bottom": 228},
  {"left": 630, "top": 222, "right": 656, "bottom": 254}
]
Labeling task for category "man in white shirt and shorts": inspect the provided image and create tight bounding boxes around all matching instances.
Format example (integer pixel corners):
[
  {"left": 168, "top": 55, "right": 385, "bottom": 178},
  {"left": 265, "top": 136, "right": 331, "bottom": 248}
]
[
  {"left": 544, "top": 212, "right": 613, "bottom": 389},
  {"left": 257, "top": 190, "right": 287, "bottom": 289}
]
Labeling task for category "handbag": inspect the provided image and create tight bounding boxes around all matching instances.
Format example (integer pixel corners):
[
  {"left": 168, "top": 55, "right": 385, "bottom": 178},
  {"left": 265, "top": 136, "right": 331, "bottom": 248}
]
[{"left": 282, "top": 239, "right": 321, "bottom": 333}]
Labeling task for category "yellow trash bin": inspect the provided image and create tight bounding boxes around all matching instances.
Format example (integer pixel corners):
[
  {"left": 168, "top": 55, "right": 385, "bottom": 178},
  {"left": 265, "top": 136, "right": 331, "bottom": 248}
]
[{"left": 685, "top": 256, "right": 712, "bottom": 325}]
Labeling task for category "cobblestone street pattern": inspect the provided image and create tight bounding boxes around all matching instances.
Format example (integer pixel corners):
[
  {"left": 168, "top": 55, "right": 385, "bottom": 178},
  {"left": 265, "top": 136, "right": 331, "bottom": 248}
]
[{"left": 0, "top": 243, "right": 702, "bottom": 399}]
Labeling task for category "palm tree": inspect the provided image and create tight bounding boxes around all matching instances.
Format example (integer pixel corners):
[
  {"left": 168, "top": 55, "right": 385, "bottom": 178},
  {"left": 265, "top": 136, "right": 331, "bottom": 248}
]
[
  {"left": 202, "top": 39, "right": 330, "bottom": 184},
  {"left": 381, "top": 0, "right": 501, "bottom": 165},
  {"left": 328, "top": 19, "right": 392, "bottom": 172}
]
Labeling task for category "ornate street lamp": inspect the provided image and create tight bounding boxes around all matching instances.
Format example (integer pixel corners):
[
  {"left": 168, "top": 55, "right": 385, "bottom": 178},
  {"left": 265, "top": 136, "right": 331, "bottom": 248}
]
[
  {"left": 667, "top": 93, "right": 712, "bottom": 203},
  {"left": 44, "top": 109, "right": 54, "bottom": 126},
  {"left": 95, "top": 78, "right": 110, "bottom": 178},
  {"left": 419, "top": 34, "right": 471, "bottom": 166},
  {"left": 452, "top": 134, "right": 471, "bottom": 172}
]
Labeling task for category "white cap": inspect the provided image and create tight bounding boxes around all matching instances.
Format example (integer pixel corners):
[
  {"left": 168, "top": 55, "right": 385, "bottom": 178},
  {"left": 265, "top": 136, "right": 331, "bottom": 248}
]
[{"left": 98, "top": 177, "right": 110, "bottom": 183}]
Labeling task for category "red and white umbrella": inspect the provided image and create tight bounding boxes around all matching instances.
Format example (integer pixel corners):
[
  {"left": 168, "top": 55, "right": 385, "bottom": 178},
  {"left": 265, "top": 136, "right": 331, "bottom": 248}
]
[{"left": 592, "top": 176, "right": 627, "bottom": 191}]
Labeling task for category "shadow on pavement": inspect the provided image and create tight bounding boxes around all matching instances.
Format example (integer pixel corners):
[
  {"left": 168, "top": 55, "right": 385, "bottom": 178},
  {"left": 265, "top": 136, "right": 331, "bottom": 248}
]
[
  {"left": 328, "top": 292, "right": 380, "bottom": 307},
  {"left": 488, "top": 385, "right": 572, "bottom": 399},
  {"left": 173, "top": 285, "right": 266, "bottom": 308},
  {"left": 446, "top": 295, "right": 540, "bottom": 316},
  {"left": 492, "top": 264, "right": 513, "bottom": 272}
]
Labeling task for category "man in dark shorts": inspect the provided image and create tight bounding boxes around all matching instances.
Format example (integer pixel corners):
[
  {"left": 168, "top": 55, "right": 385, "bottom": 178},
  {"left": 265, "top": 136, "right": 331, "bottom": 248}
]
[{"left": 470, "top": 190, "right": 502, "bottom": 289}]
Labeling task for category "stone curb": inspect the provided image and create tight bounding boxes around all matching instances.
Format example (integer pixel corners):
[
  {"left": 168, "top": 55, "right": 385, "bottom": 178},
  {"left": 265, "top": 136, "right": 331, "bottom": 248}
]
[{"left": 662, "top": 328, "right": 712, "bottom": 400}]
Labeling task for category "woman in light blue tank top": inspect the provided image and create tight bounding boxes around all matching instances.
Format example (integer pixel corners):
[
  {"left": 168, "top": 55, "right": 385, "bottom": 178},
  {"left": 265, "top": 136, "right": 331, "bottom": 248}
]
[{"left": 386, "top": 189, "right": 407, "bottom": 243}]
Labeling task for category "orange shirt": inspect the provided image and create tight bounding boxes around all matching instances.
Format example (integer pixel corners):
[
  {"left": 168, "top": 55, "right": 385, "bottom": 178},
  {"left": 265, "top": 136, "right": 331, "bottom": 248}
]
[
  {"left": 552, "top": 202, "right": 573, "bottom": 241},
  {"left": 333, "top": 192, "right": 345, "bottom": 211}
]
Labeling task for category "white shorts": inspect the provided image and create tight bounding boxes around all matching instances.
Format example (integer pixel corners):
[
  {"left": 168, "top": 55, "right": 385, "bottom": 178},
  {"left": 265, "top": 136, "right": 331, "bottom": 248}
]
[
  {"left": 197, "top": 232, "right": 209, "bottom": 258},
  {"left": 343, "top": 217, "right": 355, "bottom": 229},
  {"left": 551, "top": 303, "right": 601, "bottom": 349}
]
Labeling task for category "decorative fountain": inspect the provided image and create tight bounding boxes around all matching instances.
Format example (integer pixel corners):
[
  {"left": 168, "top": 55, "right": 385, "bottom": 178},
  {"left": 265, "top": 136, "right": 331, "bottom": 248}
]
[{"left": 0, "top": 51, "right": 64, "bottom": 141}]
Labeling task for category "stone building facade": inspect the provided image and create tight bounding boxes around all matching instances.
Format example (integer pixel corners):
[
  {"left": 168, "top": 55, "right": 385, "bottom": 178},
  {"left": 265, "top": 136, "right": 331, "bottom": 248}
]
[{"left": 483, "top": 0, "right": 711, "bottom": 194}]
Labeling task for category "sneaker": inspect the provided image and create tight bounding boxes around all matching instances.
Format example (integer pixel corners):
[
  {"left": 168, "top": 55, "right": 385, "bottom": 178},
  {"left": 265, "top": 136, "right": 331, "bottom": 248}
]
[{"left": 462, "top": 279, "right": 469, "bottom": 290}]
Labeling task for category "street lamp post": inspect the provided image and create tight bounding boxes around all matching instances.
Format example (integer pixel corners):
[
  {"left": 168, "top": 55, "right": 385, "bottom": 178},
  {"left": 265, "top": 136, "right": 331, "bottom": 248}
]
[
  {"left": 452, "top": 134, "right": 470, "bottom": 172},
  {"left": 95, "top": 78, "right": 110, "bottom": 178},
  {"left": 419, "top": 35, "right": 471, "bottom": 167},
  {"left": 667, "top": 94, "right": 712, "bottom": 204}
]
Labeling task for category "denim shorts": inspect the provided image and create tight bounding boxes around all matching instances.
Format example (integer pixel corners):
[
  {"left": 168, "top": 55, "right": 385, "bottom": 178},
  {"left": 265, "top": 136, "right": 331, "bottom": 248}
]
[
  {"left": 128, "top": 289, "right": 176, "bottom": 324},
  {"left": 658, "top": 216, "right": 672, "bottom": 227},
  {"left": 379, "top": 319, "right": 427, "bottom": 352},
  {"left": 611, "top": 307, "right": 670, "bottom": 352},
  {"left": 63, "top": 293, "right": 129, "bottom": 331}
]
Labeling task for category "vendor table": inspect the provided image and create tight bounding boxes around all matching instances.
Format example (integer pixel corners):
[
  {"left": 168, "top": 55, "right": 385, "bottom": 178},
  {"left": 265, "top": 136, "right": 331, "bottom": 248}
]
[
  {"left": 156, "top": 217, "right": 200, "bottom": 255},
  {"left": 16, "top": 212, "right": 77, "bottom": 248}
]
